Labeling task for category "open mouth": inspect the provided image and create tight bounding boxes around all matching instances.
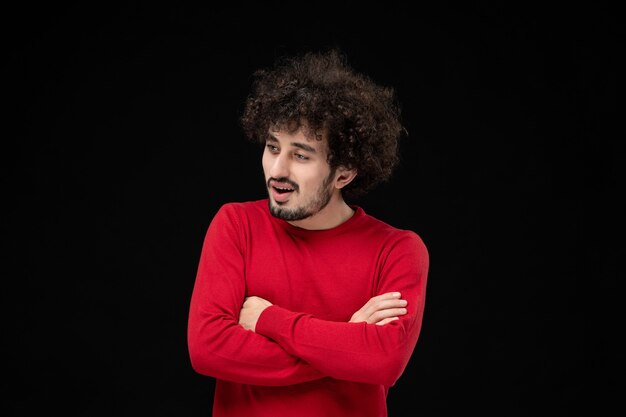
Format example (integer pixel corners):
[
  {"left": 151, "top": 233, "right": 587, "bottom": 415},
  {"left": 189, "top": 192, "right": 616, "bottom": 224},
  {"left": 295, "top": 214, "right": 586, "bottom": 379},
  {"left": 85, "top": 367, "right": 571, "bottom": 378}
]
[
  {"left": 273, "top": 185, "right": 294, "bottom": 194},
  {"left": 269, "top": 180, "right": 297, "bottom": 202}
]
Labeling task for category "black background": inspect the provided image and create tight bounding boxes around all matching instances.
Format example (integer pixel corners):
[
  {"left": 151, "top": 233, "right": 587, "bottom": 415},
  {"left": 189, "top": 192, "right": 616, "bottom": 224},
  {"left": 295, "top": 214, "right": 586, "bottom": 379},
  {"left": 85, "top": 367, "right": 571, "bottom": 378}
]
[{"left": 5, "top": 2, "right": 622, "bottom": 416}]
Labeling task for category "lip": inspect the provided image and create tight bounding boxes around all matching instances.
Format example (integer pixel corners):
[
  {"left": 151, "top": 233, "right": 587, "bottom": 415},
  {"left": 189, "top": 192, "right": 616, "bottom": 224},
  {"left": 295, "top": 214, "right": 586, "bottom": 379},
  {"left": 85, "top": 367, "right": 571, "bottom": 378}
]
[
  {"left": 270, "top": 180, "right": 295, "bottom": 189},
  {"left": 268, "top": 179, "right": 297, "bottom": 204},
  {"left": 270, "top": 186, "right": 293, "bottom": 203}
]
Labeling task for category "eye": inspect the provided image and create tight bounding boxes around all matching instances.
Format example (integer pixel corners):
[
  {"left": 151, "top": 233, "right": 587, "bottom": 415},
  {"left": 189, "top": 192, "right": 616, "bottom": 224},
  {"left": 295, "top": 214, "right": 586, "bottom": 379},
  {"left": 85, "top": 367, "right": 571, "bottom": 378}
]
[
  {"left": 294, "top": 153, "right": 309, "bottom": 161},
  {"left": 266, "top": 144, "right": 279, "bottom": 153}
]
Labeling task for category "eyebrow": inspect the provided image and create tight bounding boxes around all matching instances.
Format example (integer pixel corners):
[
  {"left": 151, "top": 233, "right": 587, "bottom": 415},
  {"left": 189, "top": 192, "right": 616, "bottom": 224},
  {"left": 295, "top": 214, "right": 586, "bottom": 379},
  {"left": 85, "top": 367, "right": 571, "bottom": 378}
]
[{"left": 267, "top": 134, "right": 318, "bottom": 153}]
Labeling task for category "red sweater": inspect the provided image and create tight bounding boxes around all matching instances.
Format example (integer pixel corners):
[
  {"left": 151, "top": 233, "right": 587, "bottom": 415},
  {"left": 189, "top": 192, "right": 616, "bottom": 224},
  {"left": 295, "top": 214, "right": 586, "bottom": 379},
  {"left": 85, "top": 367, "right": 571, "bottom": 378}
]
[{"left": 187, "top": 199, "right": 429, "bottom": 417}]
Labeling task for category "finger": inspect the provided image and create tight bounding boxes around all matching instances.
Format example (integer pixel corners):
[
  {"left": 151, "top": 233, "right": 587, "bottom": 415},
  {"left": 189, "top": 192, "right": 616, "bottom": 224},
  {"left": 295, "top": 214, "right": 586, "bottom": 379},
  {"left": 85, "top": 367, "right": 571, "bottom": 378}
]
[
  {"left": 360, "top": 292, "right": 401, "bottom": 312},
  {"left": 368, "top": 307, "right": 407, "bottom": 324},
  {"left": 351, "top": 292, "right": 404, "bottom": 322},
  {"left": 362, "top": 298, "right": 407, "bottom": 318},
  {"left": 362, "top": 293, "right": 401, "bottom": 311},
  {"left": 376, "top": 317, "right": 399, "bottom": 326},
  {"left": 375, "top": 299, "right": 408, "bottom": 310},
  {"left": 371, "top": 292, "right": 402, "bottom": 302}
]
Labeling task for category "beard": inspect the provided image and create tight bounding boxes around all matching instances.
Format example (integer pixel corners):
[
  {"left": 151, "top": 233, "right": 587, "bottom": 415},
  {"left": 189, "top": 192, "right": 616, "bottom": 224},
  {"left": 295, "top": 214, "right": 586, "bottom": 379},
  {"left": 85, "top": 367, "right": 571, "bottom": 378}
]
[{"left": 267, "top": 170, "right": 335, "bottom": 221}]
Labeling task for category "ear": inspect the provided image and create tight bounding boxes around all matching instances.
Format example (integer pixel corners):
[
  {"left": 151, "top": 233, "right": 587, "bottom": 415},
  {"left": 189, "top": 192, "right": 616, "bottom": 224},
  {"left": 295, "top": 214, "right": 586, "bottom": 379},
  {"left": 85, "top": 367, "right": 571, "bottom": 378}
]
[{"left": 333, "top": 166, "right": 358, "bottom": 190}]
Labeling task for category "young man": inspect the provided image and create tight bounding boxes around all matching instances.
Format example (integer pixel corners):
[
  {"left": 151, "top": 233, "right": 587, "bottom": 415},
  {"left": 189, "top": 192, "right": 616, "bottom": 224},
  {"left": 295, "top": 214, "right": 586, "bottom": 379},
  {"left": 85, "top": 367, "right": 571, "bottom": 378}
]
[{"left": 187, "top": 48, "right": 429, "bottom": 417}]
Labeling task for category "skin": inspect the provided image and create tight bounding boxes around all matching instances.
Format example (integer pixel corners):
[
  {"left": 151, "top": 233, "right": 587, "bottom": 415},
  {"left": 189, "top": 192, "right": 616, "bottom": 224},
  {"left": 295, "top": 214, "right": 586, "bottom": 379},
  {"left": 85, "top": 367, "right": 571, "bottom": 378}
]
[
  {"left": 263, "top": 127, "right": 356, "bottom": 230},
  {"left": 238, "top": 126, "right": 408, "bottom": 331},
  {"left": 240, "top": 292, "right": 408, "bottom": 331}
]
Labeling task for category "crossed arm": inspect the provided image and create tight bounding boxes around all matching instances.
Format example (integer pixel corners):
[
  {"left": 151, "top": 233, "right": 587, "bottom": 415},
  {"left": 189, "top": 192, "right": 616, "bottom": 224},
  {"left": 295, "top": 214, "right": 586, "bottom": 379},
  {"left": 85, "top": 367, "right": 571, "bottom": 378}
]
[
  {"left": 188, "top": 205, "right": 428, "bottom": 387},
  {"left": 189, "top": 286, "right": 413, "bottom": 387},
  {"left": 239, "top": 292, "right": 409, "bottom": 331}
]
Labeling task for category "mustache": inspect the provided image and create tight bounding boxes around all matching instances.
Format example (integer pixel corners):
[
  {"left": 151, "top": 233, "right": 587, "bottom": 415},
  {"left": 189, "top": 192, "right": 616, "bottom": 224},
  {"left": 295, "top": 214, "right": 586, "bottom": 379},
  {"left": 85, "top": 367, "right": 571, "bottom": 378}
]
[{"left": 267, "top": 177, "right": 299, "bottom": 192}]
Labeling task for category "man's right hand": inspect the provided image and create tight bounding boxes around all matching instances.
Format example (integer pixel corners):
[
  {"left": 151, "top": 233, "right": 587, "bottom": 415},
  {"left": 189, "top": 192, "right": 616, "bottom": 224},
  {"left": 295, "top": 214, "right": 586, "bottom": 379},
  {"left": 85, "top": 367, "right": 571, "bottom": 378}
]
[{"left": 349, "top": 292, "right": 408, "bottom": 326}]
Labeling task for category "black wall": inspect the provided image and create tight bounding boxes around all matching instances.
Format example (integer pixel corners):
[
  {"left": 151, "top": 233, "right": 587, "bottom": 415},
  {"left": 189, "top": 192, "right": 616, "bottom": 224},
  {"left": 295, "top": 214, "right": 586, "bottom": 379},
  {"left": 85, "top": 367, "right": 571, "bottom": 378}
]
[{"left": 6, "top": 2, "right": 621, "bottom": 416}]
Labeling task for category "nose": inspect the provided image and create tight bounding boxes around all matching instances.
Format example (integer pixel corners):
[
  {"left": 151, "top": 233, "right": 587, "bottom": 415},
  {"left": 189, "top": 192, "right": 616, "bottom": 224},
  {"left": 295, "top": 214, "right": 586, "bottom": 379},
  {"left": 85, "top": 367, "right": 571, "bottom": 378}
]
[{"left": 269, "top": 152, "right": 290, "bottom": 179}]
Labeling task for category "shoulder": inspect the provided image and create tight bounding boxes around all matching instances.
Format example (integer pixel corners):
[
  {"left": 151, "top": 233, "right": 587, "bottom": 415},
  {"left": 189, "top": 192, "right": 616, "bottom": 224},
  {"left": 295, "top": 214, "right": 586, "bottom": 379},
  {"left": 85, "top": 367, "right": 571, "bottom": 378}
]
[
  {"left": 206, "top": 200, "right": 268, "bottom": 233},
  {"left": 214, "top": 199, "right": 268, "bottom": 221},
  {"left": 360, "top": 211, "right": 429, "bottom": 258},
  {"left": 205, "top": 200, "right": 269, "bottom": 242},
  {"left": 360, "top": 210, "right": 425, "bottom": 241}
]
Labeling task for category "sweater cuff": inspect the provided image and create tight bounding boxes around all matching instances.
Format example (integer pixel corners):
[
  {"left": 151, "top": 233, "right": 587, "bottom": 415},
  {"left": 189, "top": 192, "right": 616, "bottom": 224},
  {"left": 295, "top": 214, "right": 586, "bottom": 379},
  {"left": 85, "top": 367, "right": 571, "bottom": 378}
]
[{"left": 255, "top": 304, "right": 290, "bottom": 341}]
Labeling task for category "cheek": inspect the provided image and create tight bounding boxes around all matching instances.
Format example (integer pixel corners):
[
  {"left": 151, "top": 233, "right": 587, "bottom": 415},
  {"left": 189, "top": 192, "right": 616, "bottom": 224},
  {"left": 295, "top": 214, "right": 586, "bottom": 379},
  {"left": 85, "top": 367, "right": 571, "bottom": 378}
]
[
  {"left": 261, "top": 154, "right": 271, "bottom": 176},
  {"left": 302, "top": 170, "right": 330, "bottom": 191}
]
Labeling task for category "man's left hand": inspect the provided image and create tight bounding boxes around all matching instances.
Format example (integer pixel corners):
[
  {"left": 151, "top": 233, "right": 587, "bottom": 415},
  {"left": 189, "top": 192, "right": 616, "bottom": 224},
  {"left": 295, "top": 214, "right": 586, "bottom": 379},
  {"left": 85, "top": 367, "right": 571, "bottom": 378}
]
[{"left": 239, "top": 296, "right": 273, "bottom": 331}]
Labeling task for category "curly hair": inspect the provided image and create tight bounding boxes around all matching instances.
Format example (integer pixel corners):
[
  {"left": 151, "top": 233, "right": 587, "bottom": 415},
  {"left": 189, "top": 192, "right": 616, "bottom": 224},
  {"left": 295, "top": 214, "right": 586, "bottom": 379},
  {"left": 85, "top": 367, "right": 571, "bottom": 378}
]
[{"left": 240, "top": 48, "right": 406, "bottom": 198}]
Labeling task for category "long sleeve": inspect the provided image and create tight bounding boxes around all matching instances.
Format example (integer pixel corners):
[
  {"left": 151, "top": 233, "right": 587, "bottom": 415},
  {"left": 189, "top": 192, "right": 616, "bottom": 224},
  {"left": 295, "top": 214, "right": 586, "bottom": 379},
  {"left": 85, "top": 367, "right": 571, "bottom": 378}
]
[
  {"left": 187, "top": 205, "right": 324, "bottom": 386},
  {"left": 254, "top": 232, "right": 429, "bottom": 387}
]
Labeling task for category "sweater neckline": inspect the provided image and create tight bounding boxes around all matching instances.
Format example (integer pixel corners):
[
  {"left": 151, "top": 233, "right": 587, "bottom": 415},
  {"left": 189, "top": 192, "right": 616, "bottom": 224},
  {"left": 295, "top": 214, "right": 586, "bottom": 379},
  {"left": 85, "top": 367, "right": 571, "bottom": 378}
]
[{"left": 266, "top": 202, "right": 365, "bottom": 238}]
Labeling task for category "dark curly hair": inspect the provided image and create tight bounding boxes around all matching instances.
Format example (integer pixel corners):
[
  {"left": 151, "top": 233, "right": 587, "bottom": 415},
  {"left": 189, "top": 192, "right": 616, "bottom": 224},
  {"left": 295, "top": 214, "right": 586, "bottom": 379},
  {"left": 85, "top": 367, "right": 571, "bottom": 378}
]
[{"left": 240, "top": 48, "right": 406, "bottom": 198}]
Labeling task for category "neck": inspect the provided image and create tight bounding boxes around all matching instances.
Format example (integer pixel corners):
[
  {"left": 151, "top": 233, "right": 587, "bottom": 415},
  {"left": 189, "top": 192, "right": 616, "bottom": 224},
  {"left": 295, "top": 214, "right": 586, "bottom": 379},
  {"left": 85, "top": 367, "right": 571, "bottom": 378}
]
[{"left": 287, "top": 194, "right": 355, "bottom": 231}]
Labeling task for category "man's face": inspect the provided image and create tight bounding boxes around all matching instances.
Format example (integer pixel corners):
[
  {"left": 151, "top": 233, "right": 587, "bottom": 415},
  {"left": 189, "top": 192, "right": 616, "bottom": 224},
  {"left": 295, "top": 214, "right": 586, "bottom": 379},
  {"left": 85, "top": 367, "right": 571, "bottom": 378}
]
[{"left": 262, "top": 128, "right": 336, "bottom": 221}]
